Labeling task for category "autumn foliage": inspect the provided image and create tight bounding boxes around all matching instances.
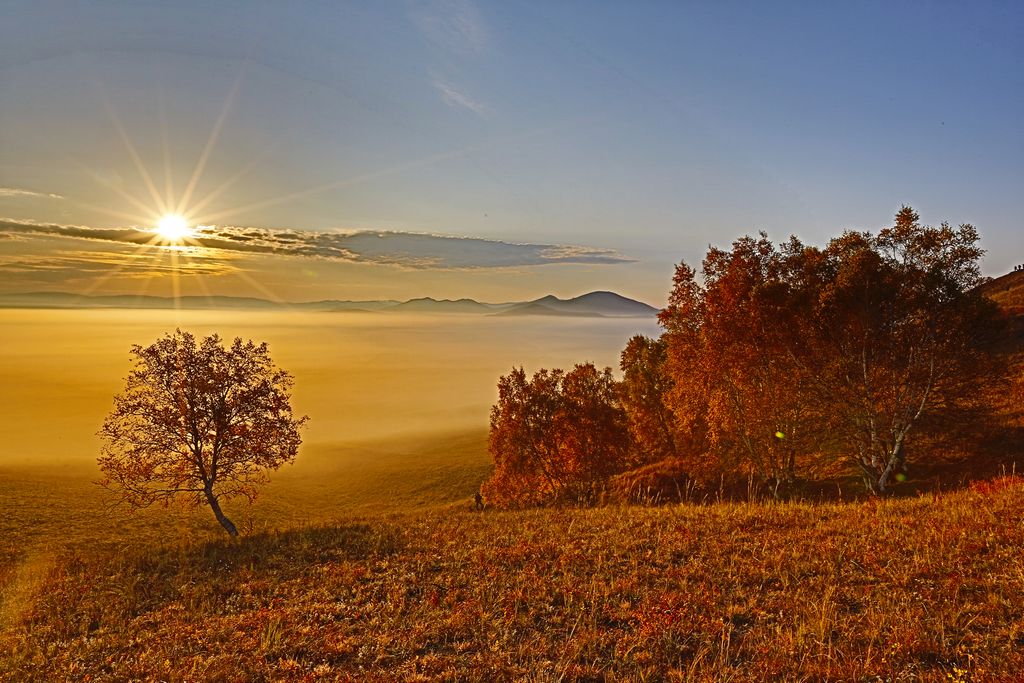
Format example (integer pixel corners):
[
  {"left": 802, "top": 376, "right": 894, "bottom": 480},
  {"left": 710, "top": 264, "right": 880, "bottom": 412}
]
[
  {"left": 482, "top": 363, "right": 630, "bottom": 506},
  {"left": 98, "top": 330, "right": 308, "bottom": 535},
  {"left": 484, "top": 208, "right": 1010, "bottom": 505},
  {"left": 618, "top": 335, "right": 678, "bottom": 465}
]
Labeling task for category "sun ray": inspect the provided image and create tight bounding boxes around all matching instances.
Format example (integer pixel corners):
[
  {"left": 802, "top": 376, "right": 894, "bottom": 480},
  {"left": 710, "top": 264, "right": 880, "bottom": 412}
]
[
  {"left": 183, "top": 137, "right": 288, "bottom": 220},
  {"left": 158, "top": 90, "right": 176, "bottom": 213},
  {"left": 64, "top": 68, "right": 568, "bottom": 306},
  {"left": 177, "top": 245, "right": 233, "bottom": 307},
  {"left": 63, "top": 198, "right": 156, "bottom": 228},
  {"left": 131, "top": 261, "right": 159, "bottom": 302},
  {"left": 169, "top": 247, "right": 182, "bottom": 316},
  {"left": 226, "top": 266, "right": 294, "bottom": 308},
  {"left": 196, "top": 145, "right": 479, "bottom": 224},
  {"left": 72, "top": 159, "right": 163, "bottom": 221},
  {"left": 175, "top": 64, "right": 247, "bottom": 216},
  {"left": 77, "top": 232, "right": 167, "bottom": 297},
  {"left": 101, "top": 97, "right": 168, "bottom": 215},
  {"left": 180, "top": 251, "right": 214, "bottom": 302},
  {"left": 195, "top": 123, "right": 568, "bottom": 224}
]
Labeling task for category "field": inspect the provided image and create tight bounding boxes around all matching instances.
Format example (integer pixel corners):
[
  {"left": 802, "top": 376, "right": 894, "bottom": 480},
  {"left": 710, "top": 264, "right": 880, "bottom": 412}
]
[
  {"left": 2, "top": 309, "right": 1023, "bottom": 681},
  {"left": 2, "top": 451, "right": 1022, "bottom": 681}
]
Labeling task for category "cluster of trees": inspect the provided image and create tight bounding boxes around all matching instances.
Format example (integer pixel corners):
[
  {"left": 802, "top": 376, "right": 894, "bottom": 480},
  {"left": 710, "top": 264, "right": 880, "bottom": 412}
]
[
  {"left": 482, "top": 365, "right": 630, "bottom": 507},
  {"left": 484, "top": 208, "right": 1006, "bottom": 506}
]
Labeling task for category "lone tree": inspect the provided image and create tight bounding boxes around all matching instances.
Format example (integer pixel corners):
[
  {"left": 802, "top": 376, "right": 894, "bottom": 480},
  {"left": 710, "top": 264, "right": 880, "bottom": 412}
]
[{"left": 98, "top": 330, "right": 307, "bottom": 536}]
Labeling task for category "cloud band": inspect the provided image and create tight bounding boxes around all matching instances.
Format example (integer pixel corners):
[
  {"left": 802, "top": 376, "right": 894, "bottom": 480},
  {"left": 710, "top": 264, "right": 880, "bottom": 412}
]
[{"left": 0, "top": 219, "right": 633, "bottom": 269}]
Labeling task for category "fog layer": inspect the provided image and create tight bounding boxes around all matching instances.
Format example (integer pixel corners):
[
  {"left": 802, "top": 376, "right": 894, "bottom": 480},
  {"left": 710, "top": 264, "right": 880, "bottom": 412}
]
[{"left": 0, "top": 310, "right": 660, "bottom": 467}]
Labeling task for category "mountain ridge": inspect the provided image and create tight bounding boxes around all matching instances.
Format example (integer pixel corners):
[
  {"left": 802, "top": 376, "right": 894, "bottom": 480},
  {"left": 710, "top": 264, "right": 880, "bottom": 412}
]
[{"left": 0, "top": 290, "right": 660, "bottom": 318}]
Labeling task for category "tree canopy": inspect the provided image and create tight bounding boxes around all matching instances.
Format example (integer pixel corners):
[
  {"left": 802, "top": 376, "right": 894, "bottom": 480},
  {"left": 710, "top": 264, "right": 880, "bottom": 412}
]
[
  {"left": 659, "top": 207, "right": 1003, "bottom": 494},
  {"left": 483, "top": 363, "right": 630, "bottom": 507},
  {"left": 485, "top": 207, "right": 1008, "bottom": 506},
  {"left": 98, "top": 330, "right": 308, "bottom": 535}
]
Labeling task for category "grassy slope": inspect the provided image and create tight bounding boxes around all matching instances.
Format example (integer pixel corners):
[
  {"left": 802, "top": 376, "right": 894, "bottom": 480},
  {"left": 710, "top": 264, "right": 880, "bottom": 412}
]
[
  {"left": 2, "top": 473, "right": 1023, "bottom": 681},
  {"left": 981, "top": 269, "right": 1024, "bottom": 316},
  {"left": 0, "top": 431, "right": 492, "bottom": 650}
]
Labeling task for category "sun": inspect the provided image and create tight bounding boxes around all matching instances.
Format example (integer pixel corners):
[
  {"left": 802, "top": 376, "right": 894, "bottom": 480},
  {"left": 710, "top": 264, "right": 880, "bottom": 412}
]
[{"left": 155, "top": 214, "right": 192, "bottom": 242}]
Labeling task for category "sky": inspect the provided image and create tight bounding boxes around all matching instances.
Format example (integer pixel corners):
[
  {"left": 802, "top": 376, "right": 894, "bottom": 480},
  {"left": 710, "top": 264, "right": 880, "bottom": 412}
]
[{"left": 1, "top": 0, "right": 1021, "bottom": 305}]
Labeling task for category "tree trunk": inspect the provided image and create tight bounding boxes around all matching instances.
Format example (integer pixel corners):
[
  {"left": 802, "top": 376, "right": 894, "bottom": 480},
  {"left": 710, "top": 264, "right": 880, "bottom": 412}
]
[
  {"left": 860, "top": 441, "right": 905, "bottom": 496},
  {"left": 204, "top": 488, "right": 239, "bottom": 536}
]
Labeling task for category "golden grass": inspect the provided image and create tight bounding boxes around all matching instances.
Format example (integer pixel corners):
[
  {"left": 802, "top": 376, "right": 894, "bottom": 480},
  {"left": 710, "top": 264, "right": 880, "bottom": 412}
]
[{"left": 2, "top": 438, "right": 1022, "bottom": 681}]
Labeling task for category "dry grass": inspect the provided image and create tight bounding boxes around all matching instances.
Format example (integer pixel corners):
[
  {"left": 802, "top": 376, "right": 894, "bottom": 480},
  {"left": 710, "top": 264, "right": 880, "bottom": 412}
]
[
  {"left": 982, "top": 269, "right": 1024, "bottom": 316},
  {"left": 2, "top": 461, "right": 1022, "bottom": 681}
]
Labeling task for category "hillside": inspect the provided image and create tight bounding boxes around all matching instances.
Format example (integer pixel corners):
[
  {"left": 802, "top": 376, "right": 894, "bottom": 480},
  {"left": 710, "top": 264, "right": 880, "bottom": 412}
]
[
  {"left": 981, "top": 269, "right": 1024, "bottom": 358},
  {"left": 2, "top": 476, "right": 1021, "bottom": 681},
  {"left": 982, "top": 268, "right": 1024, "bottom": 317}
]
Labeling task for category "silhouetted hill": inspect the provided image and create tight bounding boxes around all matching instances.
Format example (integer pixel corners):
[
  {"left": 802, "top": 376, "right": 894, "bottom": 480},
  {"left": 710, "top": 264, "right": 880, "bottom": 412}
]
[
  {"left": 390, "top": 297, "right": 494, "bottom": 313},
  {"left": 499, "top": 291, "right": 658, "bottom": 318},
  {"left": 979, "top": 270, "right": 1024, "bottom": 356},
  {"left": 560, "top": 290, "right": 659, "bottom": 316},
  {"left": 304, "top": 300, "right": 399, "bottom": 312},
  {"left": 493, "top": 302, "right": 601, "bottom": 317},
  {"left": 0, "top": 290, "right": 659, "bottom": 316}
]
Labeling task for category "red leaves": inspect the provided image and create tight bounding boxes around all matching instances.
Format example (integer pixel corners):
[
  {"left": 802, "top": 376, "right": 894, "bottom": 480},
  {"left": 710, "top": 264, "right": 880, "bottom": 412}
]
[
  {"left": 97, "top": 330, "right": 308, "bottom": 532},
  {"left": 659, "top": 208, "right": 1002, "bottom": 494},
  {"left": 484, "top": 363, "right": 630, "bottom": 507}
]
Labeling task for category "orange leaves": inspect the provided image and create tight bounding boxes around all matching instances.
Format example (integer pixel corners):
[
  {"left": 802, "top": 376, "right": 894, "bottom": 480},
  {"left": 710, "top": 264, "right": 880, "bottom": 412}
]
[
  {"left": 660, "top": 233, "right": 812, "bottom": 489},
  {"left": 97, "top": 330, "right": 308, "bottom": 534},
  {"left": 484, "top": 363, "right": 630, "bottom": 507},
  {"left": 658, "top": 208, "right": 1003, "bottom": 495},
  {"left": 620, "top": 335, "right": 678, "bottom": 464}
]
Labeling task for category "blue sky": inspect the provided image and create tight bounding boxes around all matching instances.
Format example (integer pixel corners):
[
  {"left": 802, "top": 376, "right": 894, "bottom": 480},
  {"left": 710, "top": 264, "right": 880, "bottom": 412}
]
[{"left": 1, "top": 1, "right": 1021, "bottom": 303}]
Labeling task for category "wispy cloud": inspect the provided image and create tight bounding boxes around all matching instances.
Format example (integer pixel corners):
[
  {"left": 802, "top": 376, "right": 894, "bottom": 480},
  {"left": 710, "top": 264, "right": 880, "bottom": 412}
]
[
  {"left": 0, "top": 187, "right": 63, "bottom": 200},
  {"left": 412, "top": 0, "right": 487, "bottom": 55},
  {"left": 0, "top": 219, "right": 634, "bottom": 269},
  {"left": 433, "top": 78, "right": 488, "bottom": 115},
  {"left": 415, "top": 1, "right": 491, "bottom": 115}
]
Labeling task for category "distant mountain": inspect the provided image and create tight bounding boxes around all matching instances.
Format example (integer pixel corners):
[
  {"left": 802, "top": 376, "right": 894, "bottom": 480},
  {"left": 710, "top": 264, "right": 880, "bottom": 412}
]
[
  {"left": 493, "top": 302, "right": 601, "bottom": 318},
  {"left": 391, "top": 297, "right": 495, "bottom": 313},
  {"left": 299, "top": 300, "right": 399, "bottom": 312},
  {"left": 0, "top": 292, "right": 398, "bottom": 312},
  {"left": 0, "top": 290, "right": 660, "bottom": 317},
  {"left": 498, "top": 291, "right": 659, "bottom": 318}
]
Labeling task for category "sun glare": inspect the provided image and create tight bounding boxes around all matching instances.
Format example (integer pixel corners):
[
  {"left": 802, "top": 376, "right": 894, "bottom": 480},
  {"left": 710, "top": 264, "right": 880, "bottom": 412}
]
[{"left": 155, "top": 214, "right": 192, "bottom": 242}]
